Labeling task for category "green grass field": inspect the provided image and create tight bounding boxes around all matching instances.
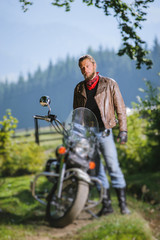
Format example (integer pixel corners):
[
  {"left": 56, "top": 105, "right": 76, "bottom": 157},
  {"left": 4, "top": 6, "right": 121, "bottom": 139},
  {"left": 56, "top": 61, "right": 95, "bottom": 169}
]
[
  {"left": 1, "top": 128, "right": 159, "bottom": 240},
  {"left": 0, "top": 172, "right": 159, "bottom": 240}
]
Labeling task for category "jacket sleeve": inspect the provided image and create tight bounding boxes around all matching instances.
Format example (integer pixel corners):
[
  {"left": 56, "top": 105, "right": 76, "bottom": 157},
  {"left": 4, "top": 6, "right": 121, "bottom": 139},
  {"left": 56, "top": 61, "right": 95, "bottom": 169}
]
[{"left": 113, "top": 82, "right": 127, "bottom": 132}]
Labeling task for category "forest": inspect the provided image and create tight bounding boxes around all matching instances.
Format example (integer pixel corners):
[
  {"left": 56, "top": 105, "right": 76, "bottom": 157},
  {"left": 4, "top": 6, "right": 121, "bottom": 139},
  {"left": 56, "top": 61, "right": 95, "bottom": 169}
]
[{"left": 0, "top": 38, "right": 160, "bottom": 129}]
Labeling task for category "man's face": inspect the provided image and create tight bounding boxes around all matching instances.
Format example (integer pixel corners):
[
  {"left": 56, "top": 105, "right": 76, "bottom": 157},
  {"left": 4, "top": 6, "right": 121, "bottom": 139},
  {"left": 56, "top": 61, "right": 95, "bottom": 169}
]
[{"left": 79, "top": 59, "right": 96, "bottom": 81}]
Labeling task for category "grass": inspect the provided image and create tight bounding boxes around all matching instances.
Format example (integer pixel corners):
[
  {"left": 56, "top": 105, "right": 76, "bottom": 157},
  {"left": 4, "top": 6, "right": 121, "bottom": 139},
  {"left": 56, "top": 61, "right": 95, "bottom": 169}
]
[
  {"left": 0, "top": 172, "right": 159, "bottom": 240},
  {"left": 126, "top": 172, "right": 160, "bottom": 240},
  {"left": 0, "top": 175, "right": 49, "bottom": 240},
  {"left": 74, "top": 212, "right": 153, "bottom": 240},
  {"left": 0, "top": 225, "right": 37, "bottom": 240},
  {"left": 0, "top": 176, "right": 43, "bottom": 221}
]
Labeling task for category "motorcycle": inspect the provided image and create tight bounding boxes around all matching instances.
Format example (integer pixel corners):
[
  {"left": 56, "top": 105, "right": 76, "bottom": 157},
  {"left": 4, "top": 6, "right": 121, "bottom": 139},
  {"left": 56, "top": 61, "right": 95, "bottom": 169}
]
[{"left": 31, "top": 96, "right": 104, "bottom": 228}]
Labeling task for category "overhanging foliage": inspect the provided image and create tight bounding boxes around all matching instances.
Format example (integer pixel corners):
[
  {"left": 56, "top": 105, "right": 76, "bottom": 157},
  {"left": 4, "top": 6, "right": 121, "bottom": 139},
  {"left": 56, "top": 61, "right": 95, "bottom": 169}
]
[{"left": 19, "top": 0, "right": 154, "bottom": 69}]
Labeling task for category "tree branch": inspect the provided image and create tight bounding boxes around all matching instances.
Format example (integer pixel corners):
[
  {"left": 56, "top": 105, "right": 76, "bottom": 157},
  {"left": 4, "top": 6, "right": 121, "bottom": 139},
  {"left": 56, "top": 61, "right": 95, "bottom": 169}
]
[{"left": 20, "top": 0, "right": 154, "bottom": 69}]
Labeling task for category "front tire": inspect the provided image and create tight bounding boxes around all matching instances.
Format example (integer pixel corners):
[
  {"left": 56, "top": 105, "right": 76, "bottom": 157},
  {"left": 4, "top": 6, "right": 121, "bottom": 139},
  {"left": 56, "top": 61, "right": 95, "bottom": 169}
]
[{"left": 46, "top": 177, "right": 89, "bottom": 228}]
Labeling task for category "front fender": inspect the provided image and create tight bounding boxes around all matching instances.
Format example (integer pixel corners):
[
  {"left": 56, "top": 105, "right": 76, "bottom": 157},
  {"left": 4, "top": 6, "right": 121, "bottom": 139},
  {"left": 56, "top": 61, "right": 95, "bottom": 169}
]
[{"left": 65, "top": 168, "right": 91, "bottom": 184}]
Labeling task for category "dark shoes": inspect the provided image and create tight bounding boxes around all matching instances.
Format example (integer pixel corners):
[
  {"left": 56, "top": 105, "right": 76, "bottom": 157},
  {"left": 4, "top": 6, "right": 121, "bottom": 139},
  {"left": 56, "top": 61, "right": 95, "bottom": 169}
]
[
  {"left": 115, "top": 188, "right": 131, "bottom": 215},
  {"left": 97, "top": 188, "right": 131, "bottom": 217},
  {"left": 97, "top": 188, "right": 114, "bottom": 217},
  {"left": 97, "top": 204, "right": 114, "bottom": 216},
  {"left": 120, "top": 203, "right": 131, "bottom": 215}
]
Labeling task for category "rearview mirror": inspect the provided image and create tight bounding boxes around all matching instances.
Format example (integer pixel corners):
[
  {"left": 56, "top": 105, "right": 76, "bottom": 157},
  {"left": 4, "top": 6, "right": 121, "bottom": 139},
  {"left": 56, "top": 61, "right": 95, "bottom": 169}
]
[
  {"left": 40, "top": 96, "right": 51, "bottom": 107},
  {"left": 39, "top": 96, "right": 51, "bottom": 114}
]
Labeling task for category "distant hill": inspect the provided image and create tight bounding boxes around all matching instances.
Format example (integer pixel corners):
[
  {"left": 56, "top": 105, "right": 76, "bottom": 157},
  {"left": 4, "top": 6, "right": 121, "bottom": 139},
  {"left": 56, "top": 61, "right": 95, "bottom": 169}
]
[{"left": 0, "top": 39, "right": 159, "bottom": 129}]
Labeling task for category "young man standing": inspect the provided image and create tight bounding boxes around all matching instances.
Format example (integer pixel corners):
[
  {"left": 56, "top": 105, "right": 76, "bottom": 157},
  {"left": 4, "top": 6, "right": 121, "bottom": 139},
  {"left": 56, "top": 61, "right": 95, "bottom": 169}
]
[{"left": 73, "top": 54, "right": 130, "bottom": 216}]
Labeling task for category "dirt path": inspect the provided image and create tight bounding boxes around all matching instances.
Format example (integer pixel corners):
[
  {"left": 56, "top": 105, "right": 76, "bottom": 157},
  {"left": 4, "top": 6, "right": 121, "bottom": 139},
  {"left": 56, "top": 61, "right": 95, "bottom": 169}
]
[{"left": 27, "top": 212, "right": 94, "bottom": 240}]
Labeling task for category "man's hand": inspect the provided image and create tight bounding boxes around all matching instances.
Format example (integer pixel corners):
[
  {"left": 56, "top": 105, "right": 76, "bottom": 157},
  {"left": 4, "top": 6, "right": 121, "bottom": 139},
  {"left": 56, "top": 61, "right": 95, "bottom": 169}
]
[{"left": 117, "top": 131, "right": 127, "bottom": 144}]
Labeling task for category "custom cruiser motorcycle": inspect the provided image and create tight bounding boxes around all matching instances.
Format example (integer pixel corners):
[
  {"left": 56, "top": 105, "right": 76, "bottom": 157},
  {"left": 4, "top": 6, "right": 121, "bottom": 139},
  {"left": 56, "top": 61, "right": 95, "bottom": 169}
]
[{"left": 31, "top": 96, "right": 103, "bottom": 228}]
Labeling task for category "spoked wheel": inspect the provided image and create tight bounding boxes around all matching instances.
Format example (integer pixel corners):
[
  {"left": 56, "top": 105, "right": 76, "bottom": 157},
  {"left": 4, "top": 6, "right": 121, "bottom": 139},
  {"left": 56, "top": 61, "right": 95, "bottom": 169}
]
[{"left": 46, "top": 177, "right": 89, "bottom": 228}]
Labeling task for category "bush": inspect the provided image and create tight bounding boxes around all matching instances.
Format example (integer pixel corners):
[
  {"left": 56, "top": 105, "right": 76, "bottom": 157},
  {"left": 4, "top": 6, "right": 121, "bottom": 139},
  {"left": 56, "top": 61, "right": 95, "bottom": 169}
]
[
  {"left": 0, "top": 142, "right": 46, "bottom": 176},
  {"left": 114, "top": 79, "right": 160, "bottom": 174},
  {"left": 134, "top": 80, "right": 160, "bottom": 171},
  {"left": 115, "top": 112, "right": 151, "bottom": 174},
  {"left": 0, "top": 109, "right": 18, "bottom": 156},
  {"left": 0, "top": 110, "right": 46, "bottom": 176}
]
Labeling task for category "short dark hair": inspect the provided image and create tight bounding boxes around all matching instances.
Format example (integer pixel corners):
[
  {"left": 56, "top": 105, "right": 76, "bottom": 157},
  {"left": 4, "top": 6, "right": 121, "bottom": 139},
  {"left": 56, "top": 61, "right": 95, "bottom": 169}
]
[{"left": 78, "top": 54, "right": 96, "bottom": 66}]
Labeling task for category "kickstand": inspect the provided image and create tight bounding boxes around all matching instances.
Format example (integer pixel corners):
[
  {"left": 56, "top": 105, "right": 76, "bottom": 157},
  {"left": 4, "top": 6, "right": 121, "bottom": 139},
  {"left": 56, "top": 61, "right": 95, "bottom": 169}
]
[{"left": 85, "top": 209, "right": 99, "bottom": 219}]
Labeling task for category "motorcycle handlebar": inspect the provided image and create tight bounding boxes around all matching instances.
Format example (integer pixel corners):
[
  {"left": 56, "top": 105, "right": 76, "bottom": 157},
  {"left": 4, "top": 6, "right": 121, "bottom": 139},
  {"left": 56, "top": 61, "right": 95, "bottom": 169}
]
[
  {"left": 33, "top": 114, "right": 67, "bottom": 135},
  {"left": 33, "top": 114, "right": 57, "bottom": 122}
]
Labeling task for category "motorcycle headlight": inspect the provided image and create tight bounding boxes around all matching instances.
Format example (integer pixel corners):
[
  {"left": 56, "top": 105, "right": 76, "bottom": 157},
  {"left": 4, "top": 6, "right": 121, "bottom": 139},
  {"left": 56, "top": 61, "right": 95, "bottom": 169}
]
[{"left": 74, "top": 138, "right": 91, "bottom": 158}]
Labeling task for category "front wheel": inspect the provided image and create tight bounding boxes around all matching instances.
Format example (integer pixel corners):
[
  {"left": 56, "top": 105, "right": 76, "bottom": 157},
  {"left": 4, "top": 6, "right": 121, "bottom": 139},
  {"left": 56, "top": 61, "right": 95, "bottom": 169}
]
[{"left": 46, "top": 177, "right": 89, "bottom": 228}]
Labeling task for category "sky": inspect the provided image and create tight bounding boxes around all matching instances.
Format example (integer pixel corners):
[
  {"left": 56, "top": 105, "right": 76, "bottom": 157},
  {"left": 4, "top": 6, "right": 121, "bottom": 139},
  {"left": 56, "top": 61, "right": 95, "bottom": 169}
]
[{"left": 0, "top": 0, "right": 160, "bottom": 83}]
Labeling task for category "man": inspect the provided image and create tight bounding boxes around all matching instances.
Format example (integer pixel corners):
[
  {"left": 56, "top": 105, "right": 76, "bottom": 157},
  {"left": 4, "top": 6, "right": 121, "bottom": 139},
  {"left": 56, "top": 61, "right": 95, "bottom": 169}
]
[{"left": 73, "top": 54, "right": 130, "bottom": 216}]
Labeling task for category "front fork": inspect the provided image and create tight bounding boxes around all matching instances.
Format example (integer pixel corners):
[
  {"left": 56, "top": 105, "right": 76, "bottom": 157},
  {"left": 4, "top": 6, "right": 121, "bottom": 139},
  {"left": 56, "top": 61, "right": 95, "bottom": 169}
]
[{"left": 56, "top": 158, "right": 66, "bottom": 199}]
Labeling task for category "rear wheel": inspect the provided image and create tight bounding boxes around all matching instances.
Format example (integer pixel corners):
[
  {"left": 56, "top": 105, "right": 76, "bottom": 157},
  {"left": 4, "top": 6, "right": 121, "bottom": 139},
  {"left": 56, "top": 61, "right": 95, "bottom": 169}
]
[{"left": 46, "top": 177, "right": 89, "bottom": 228}]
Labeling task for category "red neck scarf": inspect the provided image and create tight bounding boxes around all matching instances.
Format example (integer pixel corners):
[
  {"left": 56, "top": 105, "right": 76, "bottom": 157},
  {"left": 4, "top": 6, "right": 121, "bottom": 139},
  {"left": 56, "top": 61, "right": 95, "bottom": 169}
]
[{"left": 86, "top": 72, "right": 99, "bottom": 90}]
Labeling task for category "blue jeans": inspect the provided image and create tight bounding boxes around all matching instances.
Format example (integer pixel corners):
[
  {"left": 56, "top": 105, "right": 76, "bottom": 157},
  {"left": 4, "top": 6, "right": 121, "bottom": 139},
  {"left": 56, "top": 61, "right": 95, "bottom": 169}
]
[{"left": 96, "top": 129, "right": 126, "bottom": 189}]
